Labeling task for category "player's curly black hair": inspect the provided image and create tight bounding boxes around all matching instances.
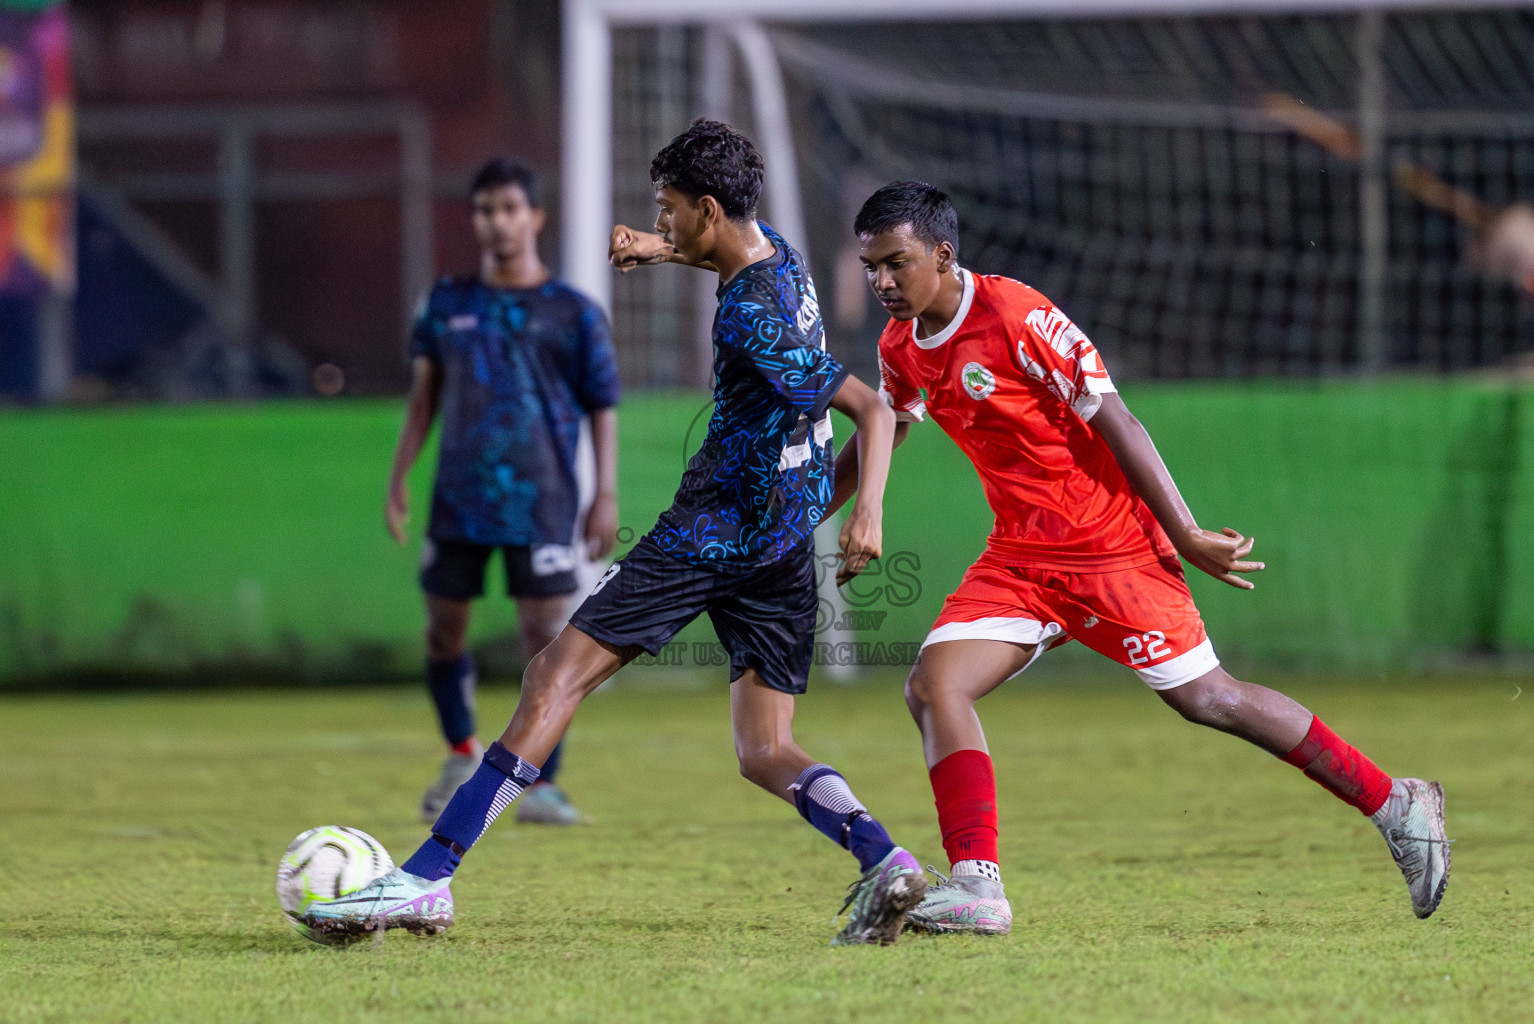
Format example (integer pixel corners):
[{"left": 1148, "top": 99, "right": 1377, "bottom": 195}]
[
  {"left": 853, "top": 180, "right": 960, "bottom": 257},
  {"left": 649, "top": 119, "right": 763, "bottom": 222},
  {"left": 470, "top": 157, "right": 540, "bottom": 207}
]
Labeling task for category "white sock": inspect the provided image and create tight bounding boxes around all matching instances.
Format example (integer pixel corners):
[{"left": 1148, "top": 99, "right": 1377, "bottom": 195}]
[
  {"left": 952, "top": 859, "right": 1001, "bottom": 883},
  {"left": 1370, "top": 778, "right": 1405, "bottom": 828}
]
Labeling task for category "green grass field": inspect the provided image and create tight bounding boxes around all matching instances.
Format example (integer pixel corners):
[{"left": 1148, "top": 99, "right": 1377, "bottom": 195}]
[{"left": 4, "top": 668, "right": 1531, "bottom": 1023}]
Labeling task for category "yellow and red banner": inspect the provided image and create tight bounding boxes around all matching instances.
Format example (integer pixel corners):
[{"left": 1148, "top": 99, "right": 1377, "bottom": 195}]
[{"left": 0, "top": 2, "right": 71, "bottom": 298}]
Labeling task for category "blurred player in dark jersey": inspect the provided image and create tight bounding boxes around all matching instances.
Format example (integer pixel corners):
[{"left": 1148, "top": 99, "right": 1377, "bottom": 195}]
[
  {"left": 835, "top": 180, "right": 1448, "bottom": 934},
  {"left": 386, "top": 158, "right": 620, "bottom": 826},
  {"left": 307, "top": 121, "right": 927, "bottom": 946}
]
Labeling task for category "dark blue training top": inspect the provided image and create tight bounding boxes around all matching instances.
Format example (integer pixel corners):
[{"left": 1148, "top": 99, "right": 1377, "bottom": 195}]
[
  {"left": 410, "top": 276, "right": 620, "bottom": 547},
  {"left": 647, "top": 224, "right": 848, "bottom": 571}
]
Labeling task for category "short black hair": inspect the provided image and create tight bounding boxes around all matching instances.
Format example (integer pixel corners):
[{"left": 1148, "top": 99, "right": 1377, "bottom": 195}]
[
  {"left": 854, "top": 181, "right": 959, "bottom": 257},
  {"left": 470, "top": 157, "right": 540, "bottom": 206},
  {"left": 649, "top": 119, "right": 763, "bottom": 222}
]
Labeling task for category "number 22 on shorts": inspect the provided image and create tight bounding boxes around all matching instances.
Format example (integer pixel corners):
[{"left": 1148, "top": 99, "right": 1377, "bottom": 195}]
[{"left": 1122, "top": 630, "right": 1169, "bottom": 666}]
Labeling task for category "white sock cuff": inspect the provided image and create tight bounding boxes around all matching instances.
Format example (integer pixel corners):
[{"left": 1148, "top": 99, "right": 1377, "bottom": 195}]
[
  {"left": 792, "top": 764, "right": 866, "bottom": 816},
  {"left": 951, "top": 859, "right": 1002, "bottom": 883}
]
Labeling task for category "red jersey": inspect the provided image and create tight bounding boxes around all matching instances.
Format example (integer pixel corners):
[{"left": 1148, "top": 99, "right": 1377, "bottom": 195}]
[{"left": 878, "top": 270, "right": 1175, "bottom": 571}]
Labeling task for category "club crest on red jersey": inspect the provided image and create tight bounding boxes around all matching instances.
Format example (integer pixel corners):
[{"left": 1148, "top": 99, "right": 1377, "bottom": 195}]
[{"left": 961, "top": 361, "right": 996, "bottom": 400}]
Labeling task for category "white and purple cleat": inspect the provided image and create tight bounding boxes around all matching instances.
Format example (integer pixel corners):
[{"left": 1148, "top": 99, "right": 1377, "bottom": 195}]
[
  {"left": 831, "top": 846, "right": 929, "bottom": 946},
  {"left": 302, "top": 867, "right": 454, "bottom": 942}
]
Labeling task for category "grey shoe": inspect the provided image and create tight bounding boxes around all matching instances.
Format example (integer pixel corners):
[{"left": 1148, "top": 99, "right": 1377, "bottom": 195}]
[
  {"left": 419, "top": 746, "right": 482, "bottom": 825},
  {"left": 514, "top": 782, "right": 590, "bottom": 825},
  {"left": 904, "top": 868, "right": 1012, "bottom": 935},
  {"left": 1371, "top": 778, "right": 1451, "bottom": 919}
]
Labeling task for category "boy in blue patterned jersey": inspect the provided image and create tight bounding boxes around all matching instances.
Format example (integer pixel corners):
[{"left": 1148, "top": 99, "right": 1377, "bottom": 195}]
[
  {"left": 386, "top": 158, "right": 620, "bottom": 826},
  {"left": 307, "top": 121, "right": 927, "bottom": 946}
]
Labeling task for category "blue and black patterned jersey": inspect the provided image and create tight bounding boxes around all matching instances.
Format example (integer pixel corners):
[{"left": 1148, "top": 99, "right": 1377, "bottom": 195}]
[
  {"left": 411, "top": 276, "right": 619, "bottom": 547},
  {"left": 648, "top": 224, "right": 848, "bottom": 571}
]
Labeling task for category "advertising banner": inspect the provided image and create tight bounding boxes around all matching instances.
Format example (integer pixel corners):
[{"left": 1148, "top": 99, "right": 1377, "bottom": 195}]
[{"left": 0, "top": 2, "right": 71, "bottom": 298}]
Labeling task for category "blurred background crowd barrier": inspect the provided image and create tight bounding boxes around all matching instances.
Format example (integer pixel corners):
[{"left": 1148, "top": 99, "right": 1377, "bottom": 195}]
[{"left": 3, "top": 1, "right": 1532, "bottom": 684}]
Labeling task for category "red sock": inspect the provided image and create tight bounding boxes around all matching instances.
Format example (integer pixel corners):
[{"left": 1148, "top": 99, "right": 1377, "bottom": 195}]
[
  {"left": 450, "top": 738, "right": 479, "bottom": 757},
  {"left": 1282, "top": 717, "right": 1392, "bottom": 815},
  {"left": 930, "top": 749, "right": 999, "bottom": 865}
]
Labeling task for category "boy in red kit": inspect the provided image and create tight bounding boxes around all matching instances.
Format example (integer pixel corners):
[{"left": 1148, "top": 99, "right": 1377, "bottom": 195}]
[{"left": 832, "top": 181, "right": 1450, "bottom": 934}]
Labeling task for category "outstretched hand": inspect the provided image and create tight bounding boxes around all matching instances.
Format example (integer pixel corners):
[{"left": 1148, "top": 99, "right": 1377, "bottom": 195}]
[
  {"left": 608, "top": 225, "right": 675, "bottom": 272},
  {"left": 1178, "top": 527, "right": 1265, "bottom": 589},
  {"left": 836, "top": 505, "right": 883, "bottom": 586}
]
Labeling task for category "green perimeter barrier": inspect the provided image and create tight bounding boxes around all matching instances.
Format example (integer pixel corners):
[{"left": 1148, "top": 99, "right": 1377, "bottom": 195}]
[{"left": 1, "top": 380, "right": 1529, "bottom": 686}]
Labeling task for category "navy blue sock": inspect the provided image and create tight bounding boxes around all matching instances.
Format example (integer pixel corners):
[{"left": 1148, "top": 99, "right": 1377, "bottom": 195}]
[
  {"left": 426, "top": 652, "right": 476, "bottom": 746},
  {"left": 540, "top": 738, "right": 564, "bottom": 785},
  {"left": 844, "top": 813, "right": 898, "bottom": 873},
  {"left": 791, "top": 764, "right": 897, "bottom": 872},
  {"left": 401, "top": 741, "right": 540, "bottom": 881}
]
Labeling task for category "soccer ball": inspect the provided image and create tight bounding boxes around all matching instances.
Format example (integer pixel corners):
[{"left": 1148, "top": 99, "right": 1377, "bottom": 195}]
[{"left": 275, "top": 825, "right": 393, "bottom": 922}]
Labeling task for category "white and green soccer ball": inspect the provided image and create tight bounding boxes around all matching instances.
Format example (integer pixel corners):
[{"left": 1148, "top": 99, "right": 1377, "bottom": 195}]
[{"left": 275, "top": 825, "right": 393, "bottom": 920}]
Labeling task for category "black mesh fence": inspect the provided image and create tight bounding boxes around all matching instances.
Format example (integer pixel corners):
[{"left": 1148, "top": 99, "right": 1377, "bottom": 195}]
[
  {"left": 779, "top": 11, "right": 1534, "bottom": 382},
  {"left": 606, "top": 11, "right": 1534, "bottom": 387}
]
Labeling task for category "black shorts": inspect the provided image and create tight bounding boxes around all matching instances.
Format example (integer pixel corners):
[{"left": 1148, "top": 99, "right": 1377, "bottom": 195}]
[
  {"left": 569, "top": 537, "right": 819, "bottom": 694},
  {"left": 420, "top": 538, "right": 579, "bottom": 601}
]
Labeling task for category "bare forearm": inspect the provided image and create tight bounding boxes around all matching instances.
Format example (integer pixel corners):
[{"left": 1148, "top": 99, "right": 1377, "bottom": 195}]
[
  {"left": 666, "top": 253, "right": 718, "bottom": 273},
  {"left": 1120, "top": 435, "right": 1197, "bottom": 542},
  {"left": 828, "top": 381, "right": 897, "bottom": 517},
  {"left": 829, "top": 442, "right": 861, "bottom": 517},
  {"left": 1092, "top": 394, "right": 1264, "bottom": 588},
  {"left": 829, "top": 418, "right": 906, "bottom": 517},
  {"left": 385, "top": 357, "right": 440, "bottom": 542},
  {"left": 852, "top": 412, "right": 894, "bottom": 514},
  {"left": 390, "top": 393, "right": 436, "bottom": 488},
  {"left": 591, "top": 407, "right": 618, "bottom": 499},
  {"left": 1091, "top": 396, "right": 1197, "bottom": 546}
]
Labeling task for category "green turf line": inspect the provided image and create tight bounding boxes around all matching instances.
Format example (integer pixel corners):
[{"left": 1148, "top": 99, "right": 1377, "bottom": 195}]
[{"left": 2, "top": 380, "right": 1531, "bottom": 684}]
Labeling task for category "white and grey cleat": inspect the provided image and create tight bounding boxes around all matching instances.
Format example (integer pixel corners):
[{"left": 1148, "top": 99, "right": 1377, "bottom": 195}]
[
  {"left": 1372, "top": 777, "right": 1452, "bottom": 919},
  {"left": 514, "top": 782, "right": 591, "bottom": 825},
  {"left": 904, "top": 868, "right": 1012, "bottom": 935},
  {"left": 302, "top": 867, "right": 455, "bottom": 941}
]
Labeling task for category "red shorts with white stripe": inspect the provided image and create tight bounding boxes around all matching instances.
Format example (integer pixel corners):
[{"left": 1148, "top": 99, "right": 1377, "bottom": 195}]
[{"left": 924, "top": 552, "right": 1218, "bottom": 690}]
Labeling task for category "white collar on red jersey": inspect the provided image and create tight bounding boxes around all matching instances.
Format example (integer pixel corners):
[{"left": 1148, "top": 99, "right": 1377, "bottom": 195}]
[{"left": 910, "top": 267, "right": 975, "bottom": 350}]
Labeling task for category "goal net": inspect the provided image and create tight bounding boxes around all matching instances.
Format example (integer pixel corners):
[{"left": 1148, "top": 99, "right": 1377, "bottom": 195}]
[{"left": 603, "top": 7, "right": 1534, "bottom": 385}]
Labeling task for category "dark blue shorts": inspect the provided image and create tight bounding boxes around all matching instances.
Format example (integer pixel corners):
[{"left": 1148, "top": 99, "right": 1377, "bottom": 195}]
[
  {"left": 569, "top": 537, "right": 819, "bottom": 694},
  {"left": 421, "top": 538, "right": 579, "bottom": 601}
]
